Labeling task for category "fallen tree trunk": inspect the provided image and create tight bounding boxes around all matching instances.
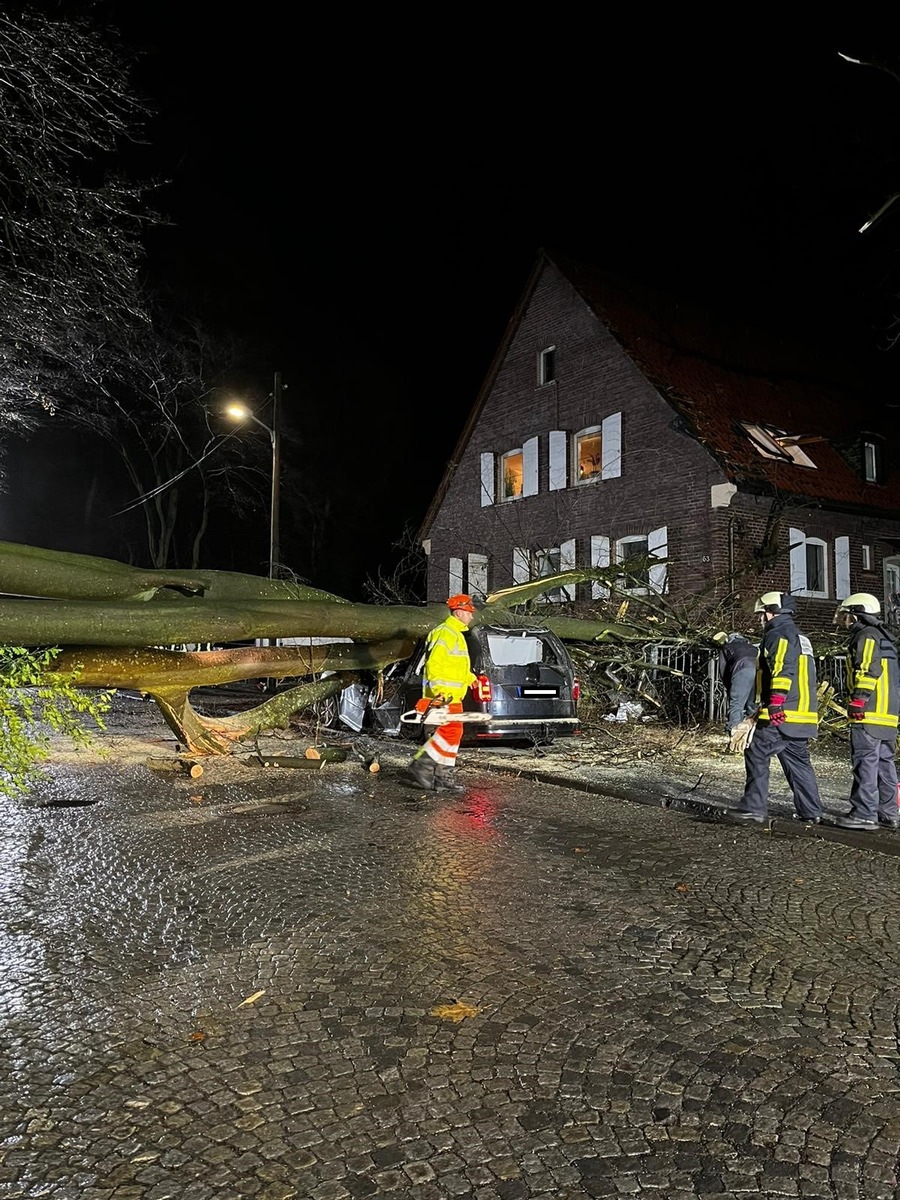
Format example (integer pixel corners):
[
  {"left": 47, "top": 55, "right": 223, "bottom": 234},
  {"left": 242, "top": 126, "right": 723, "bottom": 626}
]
[
  {"left": 0, "top": 540, "right": 347, "bottom": 604},
  {"left": 0, "top": 597, "right": 632, "bottom": 647}
]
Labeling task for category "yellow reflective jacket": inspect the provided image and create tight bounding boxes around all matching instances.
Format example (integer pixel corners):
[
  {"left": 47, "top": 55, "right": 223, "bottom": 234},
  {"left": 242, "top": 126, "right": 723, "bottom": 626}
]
[{"left": 423, "top": 614, "right": 476, "bottom": 703}]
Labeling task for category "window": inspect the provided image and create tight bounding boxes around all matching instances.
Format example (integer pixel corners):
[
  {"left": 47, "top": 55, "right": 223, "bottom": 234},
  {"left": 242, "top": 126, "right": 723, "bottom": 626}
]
[
  {"left": 788, "top": 528, "right": 829, "bottom": 598},
  {"left": 500, "top": 448, "right": 523, "bottom": 500},
  {"left": 539, "top": 346, "right": 556, "bottom": 385},
  {"left": 614, "top": 527, "right": 668, "bottom": 595},
  {"left": 862, "top": 544, "right": 872, "bottom": 571},
  {"left": 549, "top": 413, "right": 622, "bottom": 491},
  {"left": 864, "top": 440, "right": 883, "bottom": 483},
  {"left": 574, "top": 427, "right": 603, "bottom": 483},
  {"left": 739, "top": 422, "right": 820, "bottom": 469},
  {"left": 615, "top": 535, "right": 650, "bottom": 593},
  {"left": 511, "top": 541, "right": 576, "bottom": 601},
  {"left": 481, "top": 439, "right": 539, "bottom": 506}
]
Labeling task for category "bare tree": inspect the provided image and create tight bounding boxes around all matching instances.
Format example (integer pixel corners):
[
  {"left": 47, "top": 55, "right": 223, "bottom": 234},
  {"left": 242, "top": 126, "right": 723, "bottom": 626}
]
[{"left": 0, "top": 7, "right": 151, "bottom": 440}]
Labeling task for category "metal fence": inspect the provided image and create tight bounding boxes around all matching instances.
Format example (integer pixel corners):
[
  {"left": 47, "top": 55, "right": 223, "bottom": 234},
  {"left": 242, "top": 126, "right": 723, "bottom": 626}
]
[{"left": 640, "top": 643, "right": 848, "bottom": 726}]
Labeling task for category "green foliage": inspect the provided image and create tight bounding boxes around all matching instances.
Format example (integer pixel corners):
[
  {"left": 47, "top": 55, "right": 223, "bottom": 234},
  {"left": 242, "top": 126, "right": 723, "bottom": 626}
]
[{"left": 0, "top": 646, "right": 113, "bottom": 797}]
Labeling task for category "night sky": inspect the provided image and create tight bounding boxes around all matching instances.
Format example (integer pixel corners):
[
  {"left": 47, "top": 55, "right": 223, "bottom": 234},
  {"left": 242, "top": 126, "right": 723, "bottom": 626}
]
[{"left": 9, "top": 12, "right": 900, "bottom": 597}]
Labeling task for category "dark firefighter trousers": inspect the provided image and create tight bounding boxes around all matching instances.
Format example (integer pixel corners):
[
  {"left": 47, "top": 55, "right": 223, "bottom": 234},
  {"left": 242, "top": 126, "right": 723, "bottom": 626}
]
[
  {"left": 741, "top": 722, "right": 822, "bottom": 821},
  {"left": 848, "top": 726, "right": 899, "bottom": 824}
]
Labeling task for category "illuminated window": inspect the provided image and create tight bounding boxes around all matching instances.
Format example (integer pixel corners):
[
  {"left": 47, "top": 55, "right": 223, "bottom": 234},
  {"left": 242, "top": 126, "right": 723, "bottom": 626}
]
[
  {"left": 574, "top": 427, "right": 603, "bottom": 483},
  {"left": 500, "top": 449, "right": 523, "bottom": 500},
  {"left": 539, "top": 346, "right": 556, "bottom": 385},
  {"left": 739, "top": 422, "right": 819, "bottom": 469}
]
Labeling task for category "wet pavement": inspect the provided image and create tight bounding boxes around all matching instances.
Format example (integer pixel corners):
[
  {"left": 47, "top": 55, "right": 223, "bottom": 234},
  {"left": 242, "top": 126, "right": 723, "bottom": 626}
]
[{"left": 3, "top": 710, "right": 900, "bottom": 1198}]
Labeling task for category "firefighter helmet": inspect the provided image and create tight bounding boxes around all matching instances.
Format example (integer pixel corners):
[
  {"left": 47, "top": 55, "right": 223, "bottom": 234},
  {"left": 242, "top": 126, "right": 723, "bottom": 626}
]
[
  {"left": 837, "top": 593, "right": 881, "bottom": 615},
  {"left": 754, "top": 591, "right": 796, "bottom": 615}
]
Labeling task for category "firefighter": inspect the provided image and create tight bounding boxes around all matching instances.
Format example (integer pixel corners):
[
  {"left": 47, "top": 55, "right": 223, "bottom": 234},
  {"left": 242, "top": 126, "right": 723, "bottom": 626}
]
[
  {"left": 406, "top": 593, "right": 478, "bottom": 793},
  {"left": 713, "top": 630, "right": 759, "bottom": 736},
  {"left": 725, "top": 592, "right": 823, "bottom": 825},
  {"left": 832, "top": 593, "right": 899, "bottom": 831}
]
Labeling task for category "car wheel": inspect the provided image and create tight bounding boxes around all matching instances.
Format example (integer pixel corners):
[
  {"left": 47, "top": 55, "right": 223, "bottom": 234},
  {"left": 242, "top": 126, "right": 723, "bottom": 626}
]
[{"left": 311, "top": 695, "right": 340, "bottom": 729}]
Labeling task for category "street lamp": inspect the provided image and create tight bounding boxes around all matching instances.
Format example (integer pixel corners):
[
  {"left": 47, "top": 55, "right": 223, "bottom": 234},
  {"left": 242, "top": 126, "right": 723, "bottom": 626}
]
[{"left": 225, "top": 371, "right": 282, "bottom": 580}]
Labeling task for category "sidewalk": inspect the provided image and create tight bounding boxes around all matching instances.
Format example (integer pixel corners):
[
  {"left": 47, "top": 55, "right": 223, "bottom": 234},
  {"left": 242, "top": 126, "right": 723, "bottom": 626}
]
[{"left": 372, "top": 721, "right": 900, "bottom": 858}]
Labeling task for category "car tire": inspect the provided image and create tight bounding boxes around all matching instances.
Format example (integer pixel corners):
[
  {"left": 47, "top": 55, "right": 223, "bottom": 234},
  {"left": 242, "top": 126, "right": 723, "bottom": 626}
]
[{"left": 311, "top": 695, "right": 340, "bottom": 729}]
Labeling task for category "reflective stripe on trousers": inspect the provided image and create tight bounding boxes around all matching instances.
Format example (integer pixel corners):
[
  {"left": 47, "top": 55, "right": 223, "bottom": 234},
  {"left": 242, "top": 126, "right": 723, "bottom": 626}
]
[{"left": 422, "top": 702, "right": 464, "bottom": 766}]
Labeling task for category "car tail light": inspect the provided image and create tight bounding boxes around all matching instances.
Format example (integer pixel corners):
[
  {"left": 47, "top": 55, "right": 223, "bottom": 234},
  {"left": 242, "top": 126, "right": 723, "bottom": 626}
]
[
  {"left": 572, "top": 679, "right": 580, "bottom": 702},
  {"left": 472, "top": 674, "right": 492, "bottom": 703}
]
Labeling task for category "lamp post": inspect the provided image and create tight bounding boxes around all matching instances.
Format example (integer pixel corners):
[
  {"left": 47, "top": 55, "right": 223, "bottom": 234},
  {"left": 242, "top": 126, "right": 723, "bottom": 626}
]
[{"left": 225, "top": 370, "right": 282, "bottom": 580}]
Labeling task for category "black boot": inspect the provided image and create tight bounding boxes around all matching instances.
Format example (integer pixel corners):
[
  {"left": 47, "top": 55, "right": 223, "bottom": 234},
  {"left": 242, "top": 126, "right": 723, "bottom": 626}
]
[
  {"left": 407, "top": 756, "right": 437, "bottom": 791},
  {"left": 434, "top": 766, "right": 466, "bottom": 793}
]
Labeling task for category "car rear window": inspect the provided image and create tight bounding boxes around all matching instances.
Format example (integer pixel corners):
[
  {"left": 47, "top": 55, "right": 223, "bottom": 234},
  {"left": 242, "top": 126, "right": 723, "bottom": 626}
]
[{"left": 485, "top": 633, "right": 561, "bottom": 667}]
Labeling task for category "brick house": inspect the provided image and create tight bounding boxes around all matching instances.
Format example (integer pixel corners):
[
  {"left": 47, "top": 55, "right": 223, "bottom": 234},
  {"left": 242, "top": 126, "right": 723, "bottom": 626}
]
[{"left": 418, "top": 249, "right": 900, "bottom": 634}]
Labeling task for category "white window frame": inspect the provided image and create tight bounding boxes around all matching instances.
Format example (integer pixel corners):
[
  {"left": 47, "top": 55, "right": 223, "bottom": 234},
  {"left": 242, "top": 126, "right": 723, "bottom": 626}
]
[
  {"left": 539, "top": 345, "right": 557, "bottom": 386},
  {"left": 861, "top": 543, "right": 873, "bottom": 572},
  {"left": 789, "top": 527, "right": 829, "bottom": 598},
  {"left": 864, "top": 440, "right": 881, "bottom": 483},
  {"left": 573, "top": 425, "right": 603, "bottom": 486},
  {"left": 499, "top": 447, "right": 524, "bottom": 502}
]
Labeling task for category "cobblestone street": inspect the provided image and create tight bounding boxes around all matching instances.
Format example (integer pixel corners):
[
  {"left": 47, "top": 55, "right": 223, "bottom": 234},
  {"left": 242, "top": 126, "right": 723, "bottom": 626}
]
[{"left": 3, "top": 712, "right": 900, "bottom": 1199}]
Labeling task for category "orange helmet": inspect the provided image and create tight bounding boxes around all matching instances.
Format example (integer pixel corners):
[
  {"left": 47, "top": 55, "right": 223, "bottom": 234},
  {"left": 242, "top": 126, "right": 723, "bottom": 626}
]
[{"left": 446, "top": 593, "right": 476, "bottom": 613}]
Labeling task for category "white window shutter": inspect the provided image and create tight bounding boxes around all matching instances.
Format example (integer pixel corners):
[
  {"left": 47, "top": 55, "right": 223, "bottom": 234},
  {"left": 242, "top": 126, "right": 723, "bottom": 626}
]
[
  {"left": 560, "top": 538, "right": 576, "bottom": 601},
  {"left": 480, "top": 452, "right": 495, "bottom": 507},
  {"left": 591, "top": 535, "right": 611, "bottom": 599},
  {"left": 467, "top": 553, "right": 488, "bottom": 599},
  {"left": 834, "top": 537, "right": 851, "bottom": 600},
  {"left": 648, "top": 525, "right": 668, "bottom": 594},
  {"left": 449, "top": 557, "right": 463, "bottom": 597},
  {"left": 549, "top": 430, "right": 568, "bottom": 491},
  {"left": 788, "top": 527, "right": 806, "bottom": 593},
  {"left": 601, "top": 412, "right": 622, "bottom": 479},
  {"left": 513, "top": 547, "right": 530, "bottom": 584},
  {"left": 522, "top": 436, "right": 539, "bottom": 497}
]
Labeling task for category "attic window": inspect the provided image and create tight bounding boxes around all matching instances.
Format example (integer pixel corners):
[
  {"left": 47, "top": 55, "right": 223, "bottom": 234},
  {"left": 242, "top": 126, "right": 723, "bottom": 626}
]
[
  {"left": 864, "top": 439, "right": 883, "bottom": 483},
  {"left": 739, "top": 422, "right": 820, "bottom": 469},
  {"left": 538, "top": 346, "right": 556, "bottom": 385}
]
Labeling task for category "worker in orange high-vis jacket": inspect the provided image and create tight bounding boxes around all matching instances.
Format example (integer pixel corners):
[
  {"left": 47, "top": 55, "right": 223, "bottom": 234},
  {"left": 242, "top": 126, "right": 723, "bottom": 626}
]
[{"left": 407, "top": 594, "right": 478, "bottom": 793}]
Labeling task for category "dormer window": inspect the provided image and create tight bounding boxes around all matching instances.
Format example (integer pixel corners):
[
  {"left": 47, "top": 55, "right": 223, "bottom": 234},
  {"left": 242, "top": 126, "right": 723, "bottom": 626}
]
[
  {"left": 864, "top": 438, "right": 883, "bottom": 483},
  {"left": 739, "top": 422, "right": 820, "bottom": 469},
  {"left": 538, "top": 346, "right": 556, "bottom": 385}
]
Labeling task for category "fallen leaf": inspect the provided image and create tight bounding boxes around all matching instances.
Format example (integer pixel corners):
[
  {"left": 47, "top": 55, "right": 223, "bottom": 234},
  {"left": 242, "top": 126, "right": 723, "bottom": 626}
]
[
  {"left": 430, "top": 1000, "right": 479, "bottom": 1023},
  {"left": 189, "top": 1031, "right": 206, "bottom": 1042},
  {"left": 574, "top": 847, "right": 586, "bottom": 855},
  {"left": 794, "top": 878, "right": 805, "bottom": 885},
  {"left": 237, "top": 989, "right": 266, "bottom": 1008},
  {"left": 190, "top": 794, "right": 203, "bottom": 804},
  {"left": 675, "top": 882, "right": 690, "bottom": 893}
]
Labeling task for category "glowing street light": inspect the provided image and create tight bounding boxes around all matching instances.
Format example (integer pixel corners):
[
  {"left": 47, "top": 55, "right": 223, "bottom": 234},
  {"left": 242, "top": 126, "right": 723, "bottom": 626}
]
[{"left": 225, "top": 372, "right": 282, "bottom": 580}]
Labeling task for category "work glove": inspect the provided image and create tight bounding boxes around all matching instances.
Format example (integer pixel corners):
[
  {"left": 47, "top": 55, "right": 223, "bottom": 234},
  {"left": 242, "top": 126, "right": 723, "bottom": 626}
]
[
  {"left": 847, "top": 697, "right": 867, "bottom": 721},
  {"left": 767, "top": 694, "right": 787, "bottom": 727}
]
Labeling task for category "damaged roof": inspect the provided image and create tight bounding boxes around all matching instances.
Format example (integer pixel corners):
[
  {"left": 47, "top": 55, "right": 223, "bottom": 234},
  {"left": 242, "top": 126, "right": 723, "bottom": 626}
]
[
  {"left": 553, "top": 250, "right": 899, "bottom": 513},
  {"left": 420, "top": 249, "right": 899, "bottom": 541}
]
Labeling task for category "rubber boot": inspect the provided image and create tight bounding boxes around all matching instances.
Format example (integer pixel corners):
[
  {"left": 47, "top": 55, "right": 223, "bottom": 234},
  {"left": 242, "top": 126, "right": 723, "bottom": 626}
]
[
  {"left": 407, "top": 756, "right": 437, "bottom": 791},
  {"left": 434, "top": 766, "right": 466, "bottom": 793}
]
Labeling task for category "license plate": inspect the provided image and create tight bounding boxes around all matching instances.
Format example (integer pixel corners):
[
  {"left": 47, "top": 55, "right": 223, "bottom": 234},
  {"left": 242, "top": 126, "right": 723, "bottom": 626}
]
[{"left": 520, "top": 687, "right": 558, "bottom": 697}]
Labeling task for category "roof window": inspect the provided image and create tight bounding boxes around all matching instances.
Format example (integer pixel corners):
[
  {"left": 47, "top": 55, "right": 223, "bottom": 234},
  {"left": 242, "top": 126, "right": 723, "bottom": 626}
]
[{"left": 739, "top": 422, "right": 821, "bottom": 469}]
